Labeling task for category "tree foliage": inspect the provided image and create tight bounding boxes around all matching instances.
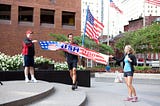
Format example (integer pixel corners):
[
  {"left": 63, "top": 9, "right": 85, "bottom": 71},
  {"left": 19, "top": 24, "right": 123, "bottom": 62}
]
[
  {"left": 49, "top": 33, "right": 68, "bottom": 42},
  {"left": 115, "top": 23, "right": 160, "bottom": 66},
  {"left": 115, "top": 23, "right": 160, "bottom": 54}
]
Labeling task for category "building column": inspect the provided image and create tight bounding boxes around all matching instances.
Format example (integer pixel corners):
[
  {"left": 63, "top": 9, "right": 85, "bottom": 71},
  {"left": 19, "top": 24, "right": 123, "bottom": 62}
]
[
  {"left": 55, "top": 9, "right": 61, "bottom": 29},
  {"left": 11, "top": 3, "right": 18, "bottom": 28},
  {"left": 33, "top": 7, "right": 40, "bottom": 33}
]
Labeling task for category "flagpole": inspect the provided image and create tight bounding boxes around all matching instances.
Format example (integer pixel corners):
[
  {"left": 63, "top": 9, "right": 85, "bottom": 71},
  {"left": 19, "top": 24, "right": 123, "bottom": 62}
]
[
  {"left": 107, "top": 1, "right": 110, "bottom": 46},
  {"left": 81, "top": 6, "right": 89, "bottom": 67},
  {"left": 101, "top": 0, "right": 104, "bottom": 37},
  {"left": 82, "top": 6, "right": 89, "bottom": 47},
  {"left": 143, "top": 0, "right": 146, "bottom": 27}
]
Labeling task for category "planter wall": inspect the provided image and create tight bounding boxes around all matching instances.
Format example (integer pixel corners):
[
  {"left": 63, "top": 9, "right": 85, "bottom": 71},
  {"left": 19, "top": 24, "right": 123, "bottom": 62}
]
[
  {"left": 34, "top": 64, "right": 54, "bottom": 71},
  {"left": 0, "top": 70, "right": 90, "bottom": 87}
]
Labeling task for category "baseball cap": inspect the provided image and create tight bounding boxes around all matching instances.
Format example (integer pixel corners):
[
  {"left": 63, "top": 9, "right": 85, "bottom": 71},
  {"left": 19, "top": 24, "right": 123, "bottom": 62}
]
[{"left": 26, "top": 30, "right": 33, "bottom": 35}]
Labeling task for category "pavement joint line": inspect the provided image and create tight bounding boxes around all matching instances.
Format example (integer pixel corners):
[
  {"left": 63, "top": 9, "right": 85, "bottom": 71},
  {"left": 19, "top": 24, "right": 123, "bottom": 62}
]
[{"left": 94, "top": 72, "right": 160, "bottom": 79}]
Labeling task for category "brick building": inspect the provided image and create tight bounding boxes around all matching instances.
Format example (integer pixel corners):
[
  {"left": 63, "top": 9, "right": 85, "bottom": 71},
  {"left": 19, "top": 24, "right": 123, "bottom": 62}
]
[
  {"left": 124, "top": 16, "right": 160, "bottom": 32},
  {"left": 117, "top": 16, "right": 160, "bottom": 60},
  {"left": 0, "top": 0, "right": 81, "bottom": 61}
]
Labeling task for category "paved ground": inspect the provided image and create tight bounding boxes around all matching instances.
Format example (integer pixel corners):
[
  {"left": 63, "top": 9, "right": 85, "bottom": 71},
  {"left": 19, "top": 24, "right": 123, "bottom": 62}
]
[
  {"left": 27, "top": 77, "right": 160, "bottom": 106},
  {"left": 27, "top": 83, "right": 86, "bottom": 106},
  {"left": 0, "top": 73, "right": 160, "bottom": 106},
  {"left": 83, "top": 78, "right": 160, "bottom": 106}
]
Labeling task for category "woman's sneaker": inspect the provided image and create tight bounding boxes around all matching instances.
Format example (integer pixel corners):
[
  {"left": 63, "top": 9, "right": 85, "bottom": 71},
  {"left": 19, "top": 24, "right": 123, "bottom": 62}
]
[
  {"left": 124, "top": 97, "right": 133, "bottom": 101},
  {"left": 131, "top": 97, "right": 138, "bottom": 102}
]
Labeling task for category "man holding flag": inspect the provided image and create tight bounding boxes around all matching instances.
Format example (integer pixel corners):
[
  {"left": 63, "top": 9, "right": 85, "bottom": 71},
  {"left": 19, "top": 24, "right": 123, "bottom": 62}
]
[{"left": 64, "top": 33, "right": 78, "bottom": 90}]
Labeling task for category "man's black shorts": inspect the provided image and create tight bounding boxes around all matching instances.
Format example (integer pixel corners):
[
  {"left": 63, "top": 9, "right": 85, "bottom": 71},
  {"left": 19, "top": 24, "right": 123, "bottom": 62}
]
[
  {"left": 67, "top": 61, "right": 77, "bottom": 70},
  {"left": 124, "top": 71, "right": 134, "bottom": 77},
  {"left": 23, "top": 55, "right": 34, "bottom": 67}
]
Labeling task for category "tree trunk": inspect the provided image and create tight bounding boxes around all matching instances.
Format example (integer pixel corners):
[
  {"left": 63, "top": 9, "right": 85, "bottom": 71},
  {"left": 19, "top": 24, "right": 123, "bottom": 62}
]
[{"left": 143, "top": 52, "right": 147, "bottom": 66}]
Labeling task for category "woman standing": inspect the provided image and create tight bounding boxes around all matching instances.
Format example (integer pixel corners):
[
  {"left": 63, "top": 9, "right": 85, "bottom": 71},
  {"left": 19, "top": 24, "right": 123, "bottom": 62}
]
[{"left": 110, "top": 45, "right": 138, "bottom": 102}]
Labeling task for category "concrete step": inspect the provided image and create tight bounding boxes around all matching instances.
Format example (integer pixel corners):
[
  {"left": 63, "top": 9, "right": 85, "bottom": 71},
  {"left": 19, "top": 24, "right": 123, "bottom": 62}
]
[
  {"left": 27, "top": 83, "right": 87, "bottom": 106},
  {"left": 0, "top": 80, "right": 54, "bottom": 106},
  {"left": 0, "top": 81, "right": 87, "bottom": 106}
]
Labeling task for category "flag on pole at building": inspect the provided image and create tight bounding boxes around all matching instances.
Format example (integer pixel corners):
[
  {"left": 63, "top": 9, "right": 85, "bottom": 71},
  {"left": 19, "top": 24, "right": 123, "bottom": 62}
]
[
  {"left": 110, "top": 0, "right": 123, "bottom": 14},
  {"left": 145, "top": 0, "right": 160, "bottom": 6},
  {"left": 85, "top": 8, "right": 104, "bottom": 44}
]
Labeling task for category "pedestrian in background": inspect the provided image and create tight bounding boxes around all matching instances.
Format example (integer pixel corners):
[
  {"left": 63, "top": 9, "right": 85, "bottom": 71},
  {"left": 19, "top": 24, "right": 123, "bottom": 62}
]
[
  {"left": 110, "top": 45, "right": 138, "bottom": 102},
  {"left": 64, "top": 33, "right": 78, "bottom": 90},
  {"left": 22, "top": 30, "right": 37, "bottom": 83}
]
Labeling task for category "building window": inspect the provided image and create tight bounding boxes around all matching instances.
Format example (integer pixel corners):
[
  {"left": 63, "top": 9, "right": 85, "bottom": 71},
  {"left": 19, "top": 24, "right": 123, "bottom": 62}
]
[
  {"left": 62, "top": 11, "right": 75, "bottom": 29},
  {"left": 87, "top": 59, "right": 93, "bottom": 67},
  {"left": 50, "top": 0, "right": 56, "bottom": 4},
  {"left": 40, "top": 9, "right": 54, "bottom": 25},
  {"left": 155, "top": 10, "right": 157, "bottom": 13},
  {"left": 0, "top": 4, "right": 11, "bottom": 20},
  {"left": 18, "top": 6, "right": 33, "bottom": 23}
]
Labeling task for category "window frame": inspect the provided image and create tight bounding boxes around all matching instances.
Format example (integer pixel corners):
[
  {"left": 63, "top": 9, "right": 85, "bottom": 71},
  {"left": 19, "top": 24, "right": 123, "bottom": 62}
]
[
  {"left": 18, "top": 6, "right": 34, "bottom": 26},
  {"left": 62, "top": 11, "right": 75, "bottom": 29}
]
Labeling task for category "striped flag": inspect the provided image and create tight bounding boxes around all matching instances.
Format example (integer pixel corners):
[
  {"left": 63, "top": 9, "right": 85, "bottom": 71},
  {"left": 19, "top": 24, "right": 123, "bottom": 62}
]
[
  {"left": 39, "top": 41, "right": 109, "bottom": 65},
  {"left": 110, "top": 0, "right": 123, "bottom": 14},
  {"left": 146, "top": 0, "right": 160, "bottom": 6},
  {"left": 85, "top": 8, "right": 104, "bottom": 44}
]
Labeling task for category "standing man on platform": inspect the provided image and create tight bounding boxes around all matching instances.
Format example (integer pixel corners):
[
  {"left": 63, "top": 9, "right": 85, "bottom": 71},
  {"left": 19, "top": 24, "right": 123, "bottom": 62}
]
[
  {"left": 65, "top": 33, "right": 78, "bottom": 90},
  {"left": 22, "top": 30, "right": 37, "bottom": 83}
]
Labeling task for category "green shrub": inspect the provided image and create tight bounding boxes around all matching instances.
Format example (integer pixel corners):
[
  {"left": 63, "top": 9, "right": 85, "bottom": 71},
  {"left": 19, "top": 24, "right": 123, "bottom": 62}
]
[
  {"left": 0, "top": 52, "right": 85, "bottom": 71},
  {"left": 135, "top": 66, "right": 152, "bottom": 71},
  {"left": 0, "top": 53, "right": 22, "bottom": 71},
  {"left": 34, "top": 56, "right": 54, "bottom": 65}
]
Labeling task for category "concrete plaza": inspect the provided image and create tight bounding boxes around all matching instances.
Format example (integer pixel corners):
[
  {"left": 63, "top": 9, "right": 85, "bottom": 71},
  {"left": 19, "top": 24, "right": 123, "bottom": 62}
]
[{"left": 0, "top": 73, "right": 160, "bottom": 106}]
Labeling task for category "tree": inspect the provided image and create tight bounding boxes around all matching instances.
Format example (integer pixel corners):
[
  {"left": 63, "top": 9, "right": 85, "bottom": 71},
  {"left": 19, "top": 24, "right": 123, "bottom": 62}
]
[{"left": 115, "top": 23, "right": 160, "bottom": 66}]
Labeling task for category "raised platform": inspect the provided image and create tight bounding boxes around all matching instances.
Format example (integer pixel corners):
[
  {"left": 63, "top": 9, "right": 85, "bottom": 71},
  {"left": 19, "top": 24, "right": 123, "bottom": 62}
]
[
  {"left": 0, "top": 70, "right": 90, "bottom": 87},
  {"left": 0, "top": 81, "right": 86, "bottom": 106},
  {"left": 0, "top": 81, "right": 53, "bottom": 106}
]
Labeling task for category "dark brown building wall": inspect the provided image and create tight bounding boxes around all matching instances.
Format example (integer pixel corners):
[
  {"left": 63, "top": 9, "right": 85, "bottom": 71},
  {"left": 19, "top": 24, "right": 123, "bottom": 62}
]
[
  {"left": 0, "top": 0, "right": 81, "bottom": 61},
  {"left": 125, "top": 16, "right": 159, "bottom": 32}
]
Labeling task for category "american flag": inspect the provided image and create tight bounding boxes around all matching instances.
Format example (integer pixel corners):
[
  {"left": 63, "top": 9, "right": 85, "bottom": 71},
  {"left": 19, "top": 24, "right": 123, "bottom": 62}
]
[
  {"left": 85, "top": 9, "right": 104, "bottom": 44},
  {"left": 39, "top": 41, "right": 60, "bottom": 51},
  {"left": 39, "top": 41, "right": 109, "bottom": 65},
  {"left": 146, "top": 0, "right": 160, "bottom": 6},
  {"left": 110, "top": 0, "right": 123, "bottom": 14}
]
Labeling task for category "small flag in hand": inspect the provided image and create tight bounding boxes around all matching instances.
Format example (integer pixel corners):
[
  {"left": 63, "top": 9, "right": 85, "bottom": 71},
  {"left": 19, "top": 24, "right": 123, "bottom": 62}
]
[{"left": 39, "top": 41, "right": 60, "bottom": 51}]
